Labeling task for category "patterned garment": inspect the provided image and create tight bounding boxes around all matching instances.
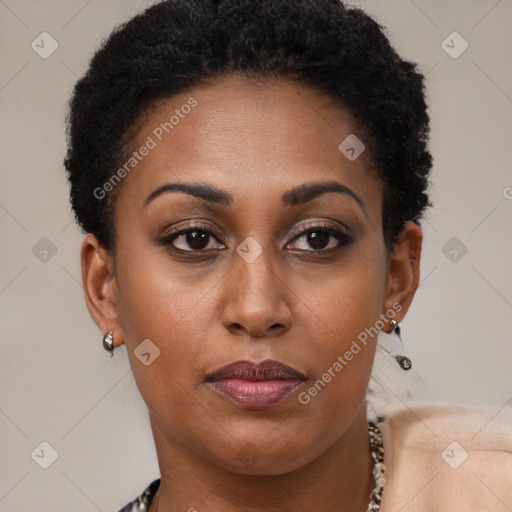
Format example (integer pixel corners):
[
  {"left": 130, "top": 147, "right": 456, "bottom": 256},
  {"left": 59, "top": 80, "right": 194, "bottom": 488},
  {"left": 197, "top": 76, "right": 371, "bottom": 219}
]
[{"left": 117, "top": 479, "right": 161, "bottom": 512}]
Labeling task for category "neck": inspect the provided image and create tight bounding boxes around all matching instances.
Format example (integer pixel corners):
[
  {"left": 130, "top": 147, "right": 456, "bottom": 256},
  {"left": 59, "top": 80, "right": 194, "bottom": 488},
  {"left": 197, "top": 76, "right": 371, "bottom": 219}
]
[{"left": 148, "top": 402, "right": 373, "bottom": 512}]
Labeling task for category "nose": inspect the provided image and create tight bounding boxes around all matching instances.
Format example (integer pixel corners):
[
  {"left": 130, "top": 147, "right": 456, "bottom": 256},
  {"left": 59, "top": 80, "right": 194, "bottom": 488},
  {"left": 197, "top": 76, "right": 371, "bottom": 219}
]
[{"left": 221, "top": 245, "right": 293, "bottom": 339}]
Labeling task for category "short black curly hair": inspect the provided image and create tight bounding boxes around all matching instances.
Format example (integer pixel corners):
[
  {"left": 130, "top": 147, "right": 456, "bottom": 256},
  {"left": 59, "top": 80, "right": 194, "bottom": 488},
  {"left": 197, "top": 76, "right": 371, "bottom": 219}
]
[{"left": 63, "top": 0, "right": 432, "bottom": 255}]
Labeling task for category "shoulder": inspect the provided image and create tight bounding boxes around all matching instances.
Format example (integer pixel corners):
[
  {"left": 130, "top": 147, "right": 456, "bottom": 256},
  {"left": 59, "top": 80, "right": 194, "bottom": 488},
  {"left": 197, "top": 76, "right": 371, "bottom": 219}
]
[
  {"left": 379, "top": 400, "right": 512, "bottom": 512},
  {"left": 116, "top": 478, "right": 160, "bottom": 512},
  {"left": 381, "top": 399, "right": 512, "bottom": 451}
]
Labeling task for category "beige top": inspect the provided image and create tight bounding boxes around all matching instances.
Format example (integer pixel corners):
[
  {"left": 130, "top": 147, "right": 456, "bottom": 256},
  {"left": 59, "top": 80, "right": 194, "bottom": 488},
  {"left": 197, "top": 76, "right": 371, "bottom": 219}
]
[{"left": 378, "top": 401, "right": 512, "bottom": 511}]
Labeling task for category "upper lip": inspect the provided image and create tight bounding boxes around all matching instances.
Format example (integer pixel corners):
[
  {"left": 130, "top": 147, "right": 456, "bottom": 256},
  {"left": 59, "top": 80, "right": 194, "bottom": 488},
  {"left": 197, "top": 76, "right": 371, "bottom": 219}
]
[{"left": 205, "top": 359, "right": 307, "bottom": 382}]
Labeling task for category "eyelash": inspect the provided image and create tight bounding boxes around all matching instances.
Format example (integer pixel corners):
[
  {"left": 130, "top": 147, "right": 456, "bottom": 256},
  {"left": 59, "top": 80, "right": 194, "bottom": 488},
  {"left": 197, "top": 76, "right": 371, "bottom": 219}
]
[{"left": 158, "top": 221, "right": 354, "bottom": 256}]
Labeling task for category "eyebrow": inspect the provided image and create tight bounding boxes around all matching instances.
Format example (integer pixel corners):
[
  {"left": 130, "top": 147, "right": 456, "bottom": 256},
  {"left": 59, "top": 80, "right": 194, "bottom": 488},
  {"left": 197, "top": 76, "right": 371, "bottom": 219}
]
[{"left": 143, "top": 179, "right": 365, "bottom": 213}]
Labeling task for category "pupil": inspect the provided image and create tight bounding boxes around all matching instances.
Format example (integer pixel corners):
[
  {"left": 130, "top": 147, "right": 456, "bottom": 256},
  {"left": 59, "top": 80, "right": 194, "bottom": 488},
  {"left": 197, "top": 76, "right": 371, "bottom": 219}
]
[
  {"left": 187, "top": 230, "right": 208, "bottom": 250},
  {"left": 308, "top": 230, "right": 329, "bottom": 250}
]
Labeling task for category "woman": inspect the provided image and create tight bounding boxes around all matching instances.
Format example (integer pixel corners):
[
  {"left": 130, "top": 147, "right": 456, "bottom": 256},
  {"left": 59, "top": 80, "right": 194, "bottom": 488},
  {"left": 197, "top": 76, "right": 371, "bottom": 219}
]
[{"left": 63, "top": 0, "right": 512, "bottom": 510}]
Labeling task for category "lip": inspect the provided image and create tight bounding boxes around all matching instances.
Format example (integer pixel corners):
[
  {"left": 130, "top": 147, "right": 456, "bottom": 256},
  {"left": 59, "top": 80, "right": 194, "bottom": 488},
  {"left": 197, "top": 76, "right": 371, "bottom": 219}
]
[{"left": 205, "top": 359, "right": 307, "bottom": 409}]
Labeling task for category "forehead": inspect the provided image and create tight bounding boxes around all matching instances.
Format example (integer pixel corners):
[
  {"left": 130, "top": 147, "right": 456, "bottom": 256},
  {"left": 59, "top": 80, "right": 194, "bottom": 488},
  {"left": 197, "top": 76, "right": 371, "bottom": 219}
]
[
  {"left": 133, "top": 74, "right": 367, "bottom": 163},
  {"left": 114, "top": 74, "right": 382, "bottom": 220}
]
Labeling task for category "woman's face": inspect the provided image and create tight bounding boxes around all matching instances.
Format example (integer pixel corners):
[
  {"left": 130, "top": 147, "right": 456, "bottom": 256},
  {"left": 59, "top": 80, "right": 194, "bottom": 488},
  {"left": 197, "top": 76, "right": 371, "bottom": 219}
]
[{"left": 84, "top": 74, "right": 420, "bottom": 474}]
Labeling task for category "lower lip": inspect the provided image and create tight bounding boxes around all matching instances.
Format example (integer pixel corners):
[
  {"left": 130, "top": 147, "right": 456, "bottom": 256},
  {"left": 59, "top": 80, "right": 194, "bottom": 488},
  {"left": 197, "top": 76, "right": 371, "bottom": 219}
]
[{"left": 208, "top": 378, "right": 304, "bottom": 409}]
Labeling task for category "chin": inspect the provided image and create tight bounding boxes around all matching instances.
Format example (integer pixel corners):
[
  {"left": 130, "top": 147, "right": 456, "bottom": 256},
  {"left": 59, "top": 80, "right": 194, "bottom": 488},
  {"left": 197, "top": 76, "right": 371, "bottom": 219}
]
[{"left": 208, "top": 437, "right": 316, "bottom": 476}]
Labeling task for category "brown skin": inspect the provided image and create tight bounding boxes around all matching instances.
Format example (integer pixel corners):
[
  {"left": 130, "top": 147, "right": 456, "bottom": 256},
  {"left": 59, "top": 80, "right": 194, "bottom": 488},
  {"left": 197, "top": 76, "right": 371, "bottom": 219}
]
[{"left": 81, "top": 75, "right": 422, "bottom": 512}]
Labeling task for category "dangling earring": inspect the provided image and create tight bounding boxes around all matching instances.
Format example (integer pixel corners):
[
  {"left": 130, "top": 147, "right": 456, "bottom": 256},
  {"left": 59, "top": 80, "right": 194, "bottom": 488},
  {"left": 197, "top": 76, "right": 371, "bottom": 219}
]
[
  {"left": 102, "top": 331, "right": 114, "bottom": 357},
  {"left": 389, "top": 320, "right": 412, "bottom": 370}
]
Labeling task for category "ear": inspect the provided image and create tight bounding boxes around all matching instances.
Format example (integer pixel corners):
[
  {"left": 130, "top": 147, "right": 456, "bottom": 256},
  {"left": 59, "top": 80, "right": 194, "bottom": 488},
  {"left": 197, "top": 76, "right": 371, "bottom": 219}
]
[
  {"left": 381, "top": 221, "right": 423, "bottom": 332},
  {"left": 80, "top": 233, "right": 123, "bottom": 349}
]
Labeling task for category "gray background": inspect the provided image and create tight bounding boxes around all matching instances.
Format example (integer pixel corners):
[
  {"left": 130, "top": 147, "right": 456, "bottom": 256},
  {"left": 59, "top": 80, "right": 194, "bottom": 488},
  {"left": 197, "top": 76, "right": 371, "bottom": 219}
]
[{"left": 1, "top": 0, "right": 511, "bottom": 510}]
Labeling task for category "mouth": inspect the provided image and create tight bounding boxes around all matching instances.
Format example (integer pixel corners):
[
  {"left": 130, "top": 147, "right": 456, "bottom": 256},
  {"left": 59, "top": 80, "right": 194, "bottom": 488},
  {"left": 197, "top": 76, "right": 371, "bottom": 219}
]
[{"left": 204, "top": 359, "right": 307, "bottom": 409}]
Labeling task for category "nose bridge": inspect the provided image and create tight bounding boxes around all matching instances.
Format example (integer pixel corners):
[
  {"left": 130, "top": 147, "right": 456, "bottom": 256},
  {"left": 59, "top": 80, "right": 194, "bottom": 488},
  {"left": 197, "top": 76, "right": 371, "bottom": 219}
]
[
  {"left": 221, "top": 238, "right": 292, "bottom": 337},
  {"left": 234, "top": 238, "right": 281, "bottom": 307}
]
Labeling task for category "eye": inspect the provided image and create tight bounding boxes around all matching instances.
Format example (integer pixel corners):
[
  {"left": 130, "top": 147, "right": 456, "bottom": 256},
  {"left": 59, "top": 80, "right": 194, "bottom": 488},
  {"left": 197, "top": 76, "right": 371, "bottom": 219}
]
[
  {"left": 158, "top": 221, "right": 354, "bottom": 255},
  {"left": 286, "top": 223, "right": 354, "bottom": 252},
  {"left": 159, "top": 225, "right": 226, "bottom": 252}
]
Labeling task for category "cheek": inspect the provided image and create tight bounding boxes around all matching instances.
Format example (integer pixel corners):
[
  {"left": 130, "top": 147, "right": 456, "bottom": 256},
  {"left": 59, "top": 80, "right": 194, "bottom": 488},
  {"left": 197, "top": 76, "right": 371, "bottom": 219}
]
[
  {"left": 113, "top": 249, "right": 222, "bottom": 411},
  {"left": 296, "top": 248, "right": 387, "bottom": 401},
  {"left": 303, "top": 243, "right": 387, "bottom": 344},
  {"left": 115, "top": 244, "right": 218, "bottom": 347}
]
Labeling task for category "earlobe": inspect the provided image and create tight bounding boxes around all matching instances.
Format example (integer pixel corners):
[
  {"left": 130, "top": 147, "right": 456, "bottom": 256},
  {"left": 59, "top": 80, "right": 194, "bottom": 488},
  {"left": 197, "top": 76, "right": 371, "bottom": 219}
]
[
  {"left": 382, "top": 221, "right": 423, "bottom": 327},
  {"left": 80, "top": 233, "right": 123, "bottom": 348}
]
